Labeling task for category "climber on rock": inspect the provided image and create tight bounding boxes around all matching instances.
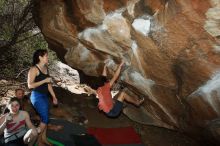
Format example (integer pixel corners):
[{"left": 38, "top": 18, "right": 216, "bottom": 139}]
[{"left": 83, "top": 60, "right": 144, "bottom": 118}]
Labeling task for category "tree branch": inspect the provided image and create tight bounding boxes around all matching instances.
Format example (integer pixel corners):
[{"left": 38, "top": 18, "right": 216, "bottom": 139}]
[
  {"left": 15, "top": 67, "right": 30, "bottom": 78},
  {"left": 16, "top": 32, "right": 40, "bottom": 44}
]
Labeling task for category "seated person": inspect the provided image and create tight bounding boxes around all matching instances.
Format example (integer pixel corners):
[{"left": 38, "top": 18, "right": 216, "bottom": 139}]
[
  {"left": 3, "top": 88, "right": 26, "bottom": 114},
  {"left": 3, "top": 88, "right": 39, "bottom": 126},
  {"left": 3, "top": 88, "right": 63, "bottom": 133},
  {"left": 84, "top": 60, "right": 144, "bottom": 117},
  {"left": 0, "top": 98, "right": 38, "bottom": 146}
]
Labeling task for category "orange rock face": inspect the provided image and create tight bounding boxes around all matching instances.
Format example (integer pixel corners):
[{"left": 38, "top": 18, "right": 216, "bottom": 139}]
[{"left": 33, "top": 0, "right": 220, "bottom": 141}]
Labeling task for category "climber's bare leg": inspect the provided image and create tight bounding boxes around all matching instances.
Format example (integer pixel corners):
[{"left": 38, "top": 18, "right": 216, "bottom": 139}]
[{"left": 117, "top": 91, "right": 144, "bottom": 106}]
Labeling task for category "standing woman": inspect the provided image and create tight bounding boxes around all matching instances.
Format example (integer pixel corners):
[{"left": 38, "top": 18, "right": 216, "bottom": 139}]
[{"left": 27, "top": 49, "right": 58, "bottom": 146}]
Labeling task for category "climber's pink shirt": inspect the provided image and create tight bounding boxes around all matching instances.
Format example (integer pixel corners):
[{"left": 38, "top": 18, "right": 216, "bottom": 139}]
[{"left": 97, "top": 82, "right": 113, "bottom": 113}]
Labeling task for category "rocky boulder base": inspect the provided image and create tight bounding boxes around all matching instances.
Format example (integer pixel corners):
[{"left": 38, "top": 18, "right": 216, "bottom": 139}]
[{"left": 33, "top": 0, "right": 220, "bottom": 143}]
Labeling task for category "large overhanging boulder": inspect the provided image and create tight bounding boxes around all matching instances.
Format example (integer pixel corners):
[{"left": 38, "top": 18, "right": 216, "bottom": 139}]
[{"left": 33, "top": 0, "right": 220, "bottom": 140}]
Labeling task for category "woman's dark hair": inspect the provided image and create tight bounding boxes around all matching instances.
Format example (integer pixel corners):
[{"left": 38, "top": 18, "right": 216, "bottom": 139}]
[
  {"left": 8, "top": 98, "right": 20, "bottom": 106},
  {"left": 32, "top": 49, "right": 48, "bottom": 66},
  {"left": 15, "top": 88, "right": 24, "bottom": 93}
]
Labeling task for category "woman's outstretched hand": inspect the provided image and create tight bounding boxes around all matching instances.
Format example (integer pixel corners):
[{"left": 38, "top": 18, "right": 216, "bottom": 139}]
[
  {"left": 52, "top": 97, "right": 58, "bottom": 105},
  {"left": 44, "top": 77, "right": 52, "bottom": 83}
]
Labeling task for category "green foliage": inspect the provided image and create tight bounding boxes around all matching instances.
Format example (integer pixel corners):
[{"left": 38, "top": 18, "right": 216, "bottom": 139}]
[
  {"left": 0, "top": 0, "right": 31, "bottom": 41},
  {"left": 0, "top": 0, "right": 58, "bottom": 81},
  {"left": 0, "top": 0, "right": 6, "bottom": 13},
  {"left": 0, "top": 33, "right": 58, "bottom": 80}
]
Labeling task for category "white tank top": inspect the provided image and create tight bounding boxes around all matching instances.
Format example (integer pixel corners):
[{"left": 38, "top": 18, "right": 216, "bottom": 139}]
[{"left": 4, "top": 111, "right": 27, "bottom": 142}]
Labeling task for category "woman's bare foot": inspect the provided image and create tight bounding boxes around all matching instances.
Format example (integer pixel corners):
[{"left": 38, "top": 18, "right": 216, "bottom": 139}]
[
  {"left": 42, "top": 138, "right": 53, "bottom": 146},
  {"left": 37, "top": 137, "right": 49, "bottom": 146},
  {"left": 48, "top": 124, "right": 63, "bottom": 131},
  {"left": 37, "top": 141, "right": 47, "bottom": 146}
]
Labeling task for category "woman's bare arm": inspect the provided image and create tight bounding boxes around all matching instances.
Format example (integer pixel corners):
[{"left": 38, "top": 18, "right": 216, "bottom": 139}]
[
  {"left": 0, "top": 114, "right": 8, "bottom": 134},
  {"left": 23, "top": 111, "right": 35, "bottom": 130},
  {"left": 109, "top": 61, "right": 124, "bottom": 87},
  {"left": 27, "top": 67, "right": 51, "bottom": 89},
  {"left": 48, "top": 84, "right": 58, "bottom": 104}
]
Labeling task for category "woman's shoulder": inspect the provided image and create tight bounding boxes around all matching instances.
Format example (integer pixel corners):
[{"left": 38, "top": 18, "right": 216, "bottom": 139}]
[
  {"left": 19, "top": 110, "right": 29, "bottom": 117},
  {"left": 29, "top": 66, "right": 37, "bottom": 70},
  {"left": 29, "top": 66, "right": 39, "bottom": 73}
]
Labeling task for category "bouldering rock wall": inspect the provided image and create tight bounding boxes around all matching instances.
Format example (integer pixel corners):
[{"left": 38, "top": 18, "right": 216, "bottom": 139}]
[{"left": 33, "top": 0, "right": 220, "bottom": 142}]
